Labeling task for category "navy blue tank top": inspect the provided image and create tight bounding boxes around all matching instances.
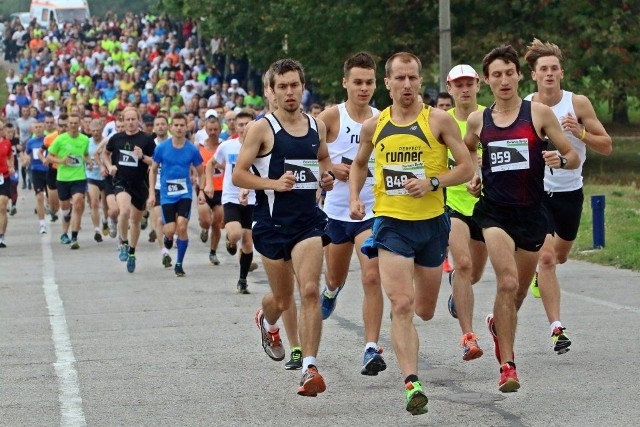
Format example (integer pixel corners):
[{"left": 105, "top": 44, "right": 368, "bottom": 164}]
[
  {"left": 479, "top": 100, "right": 546, "bottom": 206},
  {"left": 251, "top": 113, "right": 327, "bottom": 233}
]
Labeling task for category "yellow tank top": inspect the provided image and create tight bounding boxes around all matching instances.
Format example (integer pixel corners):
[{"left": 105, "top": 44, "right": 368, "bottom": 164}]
[{"left": 371, "top": 105, "right": 448, "bottom": 220}]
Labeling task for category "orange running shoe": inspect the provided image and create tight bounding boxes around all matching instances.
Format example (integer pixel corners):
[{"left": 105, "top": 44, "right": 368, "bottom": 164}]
[
  {"left": 442, "top": 256, "right": 453, "bottom": 273},
  {"left": 297, "top": 365, "right": 326, "bottom": 397},
  {"left": 460, "top": 332, "right": 483, "bottom": 361}
]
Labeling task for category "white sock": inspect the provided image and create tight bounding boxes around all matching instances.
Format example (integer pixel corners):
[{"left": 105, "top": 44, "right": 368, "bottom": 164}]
[
  {"left": 94, "top": 227, "right": 100, "bottom": 232},
  {"left": 262, "top": 317, "right": 278, "bottom": 333},
  {"left": 39, "top": 220, "right": 46, "bottom": 226},
  {"left": 324, "top": 285, "right": 342, "bottom": 298},
  {"left": 365, "top": 342, "right": 378, "bottom": 352},
  {"left": 161, "top": 248, "right": 169, "bottom": 255},
  {"left": 550, "top": 321, "right": 563, "bottom": 332},
  {"left": 302, "top": 356, "right": 317, "bottom": 372}
]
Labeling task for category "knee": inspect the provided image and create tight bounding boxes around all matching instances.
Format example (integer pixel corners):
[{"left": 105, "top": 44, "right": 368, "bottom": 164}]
[
  {"left": 496, "top": 274, "right": 518, "bottom": 294},
  {"left": 414, "top": 303, "right": 435, "bottom": 321},
  {"left": 361, "top": 269, "right": 381, "bottom": 291},
  {"left": 538, "top": 249, "right": 556, "bottom": 269},
  {"left": 274, "top": 295, "right": 292, "bottom": 312},
  {"left": 556, "top": 252, "right": 568, "bottom": 264},
  {"left": 389, "top": 294, "right": 414, "bottom": 318},
  {"left": 298, "top": 282, "right": 320, "bottom": 304}
]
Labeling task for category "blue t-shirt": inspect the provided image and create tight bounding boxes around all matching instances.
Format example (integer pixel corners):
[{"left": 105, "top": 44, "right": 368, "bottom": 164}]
[
  {"left": 152, "top": 138, "right": 202, "bottom": 204},
  {"left": 86, "top": 138, "right": 104, "bottom": 181},
  {"left": 26, "top": 135, "right": 48, "bottom": 172}
]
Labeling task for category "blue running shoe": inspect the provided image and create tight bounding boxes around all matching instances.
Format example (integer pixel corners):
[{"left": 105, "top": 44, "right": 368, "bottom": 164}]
[
  {"left": 320, "top": 286, "right": 342, "bottom": 320},
  {"left": 361, "top": 347, "right": 387, "bottom": 376},
  {"left": 60, "top": 233, "right": 71, "bottom": 244},
  {"left": 126, "top": 254, "right": 136, "bottom": 273},
  {"left": 118, "top": 243, "right": 129, "bottom": 262}
]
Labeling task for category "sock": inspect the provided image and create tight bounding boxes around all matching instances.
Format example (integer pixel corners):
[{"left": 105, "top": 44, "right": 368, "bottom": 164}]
[
  {"left": 0, "top": 233, "right": 4, "bottom": 240},
  {"left": 209, "top": 249, "right": 216, "bottom": 255},
  {"left": 550, "top": 321, "right": 563, "bottom": 332},
  {"left": 161, "top": 247, "right": 169, "bottom": 255},
  {"left": 39, "top": 219, "right": 46, "bottom": 226},
  {"left": 324, "top": 285, "right": 342, "bottom": 298},
  {"left": 121, "top": 239, "right": 129, "bottom": 246},
  {"left": 302, "top": 356, "right": 317, "bottom": 372},
  {"left": 262, "top": 317, "right": 278, "bottom": 333},
  {"left": 128, "top": 246, "right": 136, "bottom": 255},
  {"left": 94, "top": 227, "right": 100, "bottom": 233},
  {"left": 405, "top": 374, "right": 419, "bottom": 385},
  {"left": 239, "top": 251, "right": 253, "bottom": 279},
  {"left": 71, "top": 231, "right": 78, "bottom": 240},
  {"left": 365, "top": 342, "right": 378, "bottom": 352},
  {"left": 176, "top": 239, "right": 188, "bottom": 264}
]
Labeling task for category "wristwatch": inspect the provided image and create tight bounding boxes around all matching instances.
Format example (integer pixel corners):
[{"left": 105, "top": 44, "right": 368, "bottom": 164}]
[
  {"left": 429, "top": 177, "right": 440, "bottom": 191},
  {"left": 559, "top": 155, "right": 567, "bottom": 169}
]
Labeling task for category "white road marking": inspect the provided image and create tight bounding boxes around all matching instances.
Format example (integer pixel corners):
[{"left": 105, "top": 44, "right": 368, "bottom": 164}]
[{"left": 41, "top": 234, "right": 87, "bottom": 426}]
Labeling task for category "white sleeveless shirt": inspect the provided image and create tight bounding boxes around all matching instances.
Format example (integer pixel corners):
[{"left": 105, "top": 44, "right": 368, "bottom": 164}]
[
  {"left": 323, "top": 103, "right": 378, "bottom": 221},
  {"left": 525, "top": 90, "right": 586, "bottom": 192}
]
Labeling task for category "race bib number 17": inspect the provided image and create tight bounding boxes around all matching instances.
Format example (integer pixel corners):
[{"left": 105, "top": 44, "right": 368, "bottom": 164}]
[{"left": 118, "top": 149, "right": 139, "bottom": 167}]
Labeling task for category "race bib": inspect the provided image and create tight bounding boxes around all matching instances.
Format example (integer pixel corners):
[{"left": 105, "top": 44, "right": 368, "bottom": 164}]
[
  {"left": 284, "top": 159, "right": 319, "bottom": 190},
  {"left": 68, "top": 155, "right": 82, "bottom": 167},
  {"left": 118, "top": 149, "right": 139, "bottom": 167},
  {"left": 166, "top": 178, "right": 188, "bottom": 196},
  {"left": 33, "top": 147, "right": 40, "bottom": 158},
  {"left": 0, "top": 175, "right": 4, "bottom": 185},
  {"left": 340, "top": 156, "right": 375, "bottom": 185},
  {"left": 487, "top": 139, "right": 529, "bottom": 172},
  {"left": 382, "top": 162, "right": 426, "bottom": 195}
]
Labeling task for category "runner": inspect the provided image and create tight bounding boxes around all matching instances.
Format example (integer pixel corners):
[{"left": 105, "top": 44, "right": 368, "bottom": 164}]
[
  {"left": 86, "top": 119, "right": 107, "bottom": 243},
  {"left": 148, "top": 113, "right": 205, "bottom": 277},
  {"left": 23, "top": 119, "right": 48, "bottom": 234},
  {"left": 0, "top": 120, "right": 15, "bottom": 247}
]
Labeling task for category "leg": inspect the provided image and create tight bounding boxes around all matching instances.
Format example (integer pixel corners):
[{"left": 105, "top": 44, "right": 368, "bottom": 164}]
[
  {"left": 354, "top": 230, "right": 383, "bottom": 346},
  {"left": 449, "top": 218, "right": 476, "bottom": 333}
]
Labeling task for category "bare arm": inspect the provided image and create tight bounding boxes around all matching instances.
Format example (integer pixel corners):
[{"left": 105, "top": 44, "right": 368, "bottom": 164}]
[
  {"left": 315, "top": 119, "right": 335, "bottom": 191},
  {"left": 464, "top": 111, "right": 483, "bottom": 197},
  {"left": 431, "top": 109, "right": 475, "bottom": 188},
  {"left": 232, "top": 119, "right": 295, "bottom": 191},
  {"left": 317, "top": 106, "right": 350, "bottom": 181},
  {"left": 349, "top": 117, "right": 376, "bottom": 220},
  {"left": 147, "top": 161, "right": 158, "bottom": 207},
  {"left": 535, "top": 103, "right": 579, "bottom": 170},
  {"left": 570, "top": 94, "right": 612, "bottom": 156}
]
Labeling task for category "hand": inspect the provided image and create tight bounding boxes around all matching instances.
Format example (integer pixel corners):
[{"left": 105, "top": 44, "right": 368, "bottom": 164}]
[
  {"left": 467, "top": 175, "right": 482, "bottom": 198},
  {"left": 86, "top": 161, "right": 94, "bottom": 171},
  {"left": 197, "top": 191, "right": 206, "bottom": 205},
  {"left": 404, "top": 178, "right": 428, "bottom": 198},
  {"left": 100, "top": 165, "right": 108, "bottom": 177},
  {"left": 108, "top": 165, "right": 117, "bottom": 176},
  {"left": 349, "top": 199, "right": 365, "bottom": 220},
  {"left": 319, "top": 170, "right": 335, "bottom": 191},
  {"left": 542, "top": 150, "right": 563, "bottom": 169},
  {"left": 273, "top": 171, "right": 295, "bottom": 192},
  {"left": 560, "top": 112, "right": 583, "bottom": 139},
  {"left": 332, "top": 163, "right": 350, "bottom": 182},
  {"left": 238, "top": 189, "right": 249, "bottom": 206},
  {"left": 203, "top": 184, "right": 213, "bottom": 198},
  {"left": 147, "top": 194, "right": 155, "bottom": 209},
  {"left": 133, "top": 146, "right": 143, "bottom": 159}
]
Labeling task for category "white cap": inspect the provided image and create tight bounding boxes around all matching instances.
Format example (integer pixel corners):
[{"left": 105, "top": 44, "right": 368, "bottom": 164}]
[
  {"left": 205, "top": 109, "right": 218, "bottom": 119},
  {"left": 447, "top": 64, "right": 479, "bottom": 82},
  {"left": 230, "top": 78, "right": 239, "bottom": 85},
  {"left": 185, "top": 80, "right": 195, "bottom": 86},
  {"left": 8, "top": 94, "right": 16, "bottom": 101}
]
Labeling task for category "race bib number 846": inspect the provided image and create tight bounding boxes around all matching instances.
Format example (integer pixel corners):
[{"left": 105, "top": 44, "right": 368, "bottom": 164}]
[{"left": 284, "top": 159, "right": 319, "bottom": 190}]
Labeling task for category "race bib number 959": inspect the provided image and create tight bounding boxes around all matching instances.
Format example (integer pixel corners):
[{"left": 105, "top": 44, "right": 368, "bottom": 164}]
[{"left": 487, "top": 139, "right": 529, "bottom": 172}]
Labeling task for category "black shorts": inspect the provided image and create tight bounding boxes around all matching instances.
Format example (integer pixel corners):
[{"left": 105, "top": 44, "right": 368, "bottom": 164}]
[
  {"left": 161, "top": 198, "right": 192, "bottom": 223},
  {"left": 0, "top": 176, "right": 10, "bottom": 197},
  {"left": 113, "top": 177, "right": 149, "bottom": 211},
  {"left": 32, "top": 170, "right": 48, "bottom": 194},
  {"left": 472, "top": 197, "right": 547, "bottom": 252},
  {"left": 542, "top": 188, "right": 584, "bottom": 241},
  {"left": 103, "top": 176, "right": 115, "bottom": 196},
  {"left": 57, "top": 179, "right": 87, "bottom": 201},
  {"left": 253, "top": 219, "right": 330, "bottom": 261},
  {"left": 46, "top": 167, "right": 58, "bottom": 190},
  {"left": 325, "top": 217, "right": 375, "bottom": 245},
  {"left": 154, "top": 189, "right": 161, "bottom": 207},
  {"left": 447, "top": 207, "right": 484, "bottom": 242},
  {"left": 87, "top": 178, "right": 106, "bottom": 192},
  {"left": 223, "top": 202, "right": 254, "bottom": 229},
  {"left": 204, "top": 191, "right": 222, "bottom": 208}
]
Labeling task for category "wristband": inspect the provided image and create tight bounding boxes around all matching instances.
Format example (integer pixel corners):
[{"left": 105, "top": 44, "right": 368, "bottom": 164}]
[{"left": 580, "top": 128, "right": 587, "bottom": 141}]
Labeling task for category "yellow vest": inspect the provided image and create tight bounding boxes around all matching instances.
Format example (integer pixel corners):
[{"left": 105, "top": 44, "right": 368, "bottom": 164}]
[{"left": 371, "top": 105, "right": 447, "bottom": 220}]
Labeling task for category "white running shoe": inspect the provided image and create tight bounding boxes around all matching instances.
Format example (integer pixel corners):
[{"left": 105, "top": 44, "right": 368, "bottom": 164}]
[{"left": 39, "top": 224, "right": 48, "bottom": 234}]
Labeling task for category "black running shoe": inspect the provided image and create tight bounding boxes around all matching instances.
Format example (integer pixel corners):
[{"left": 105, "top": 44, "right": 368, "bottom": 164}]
[
  {"left": 175, "top": 263, "right": 186, "bottom": 277},
  {"left": 237, "top": 279, "right": 250, "bottom": 294},
  {"left": 284, "top": 348, "right": 303, "bottom": 370}
]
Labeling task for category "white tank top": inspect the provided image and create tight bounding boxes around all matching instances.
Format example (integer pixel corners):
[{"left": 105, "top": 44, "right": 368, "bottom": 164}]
[
  {"left": 525, "top": 90, "right": 585, "bottom": 192},
  {"left": 323, "top": 103, "right": 378, "bottom": 221}
]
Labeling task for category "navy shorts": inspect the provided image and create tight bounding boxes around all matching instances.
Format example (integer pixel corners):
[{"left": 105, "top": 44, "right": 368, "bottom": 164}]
[
  {"left": 542, "top": 188, "right": 584, "bottom": 241},
  {"left": 361, "top": 214, "right": 450, "bottom": 268},
  {"left": 87, "top": 178, "right": 105, "bottom": 192},
  {"left": 46, "top": 167, "right": 57, "bottom": 190},
  {"left": 0, "top": 177, "right": 10, "bottom": 197},
  {"left": 325, "top": 217, "right": 375, "bottom": 245},
  {"left": 223, "top": 202, "right": 254, "bottom": 229},
  {"left": 57, "top": 179, "right": 87, "bottom": 201},
  {"left": 161, "top": 198, "right": 192, "bottom": 224},
  {"left": 253, "top": 219, "right": 330, "bottom": 261},
  {"left": 472, "top": 197, "right": 547, "bottom": 252}
]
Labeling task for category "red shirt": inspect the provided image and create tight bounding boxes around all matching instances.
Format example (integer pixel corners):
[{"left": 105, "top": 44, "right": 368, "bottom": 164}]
[{"left": 0, "top": 137, "right": 12, "bottom": 177}]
